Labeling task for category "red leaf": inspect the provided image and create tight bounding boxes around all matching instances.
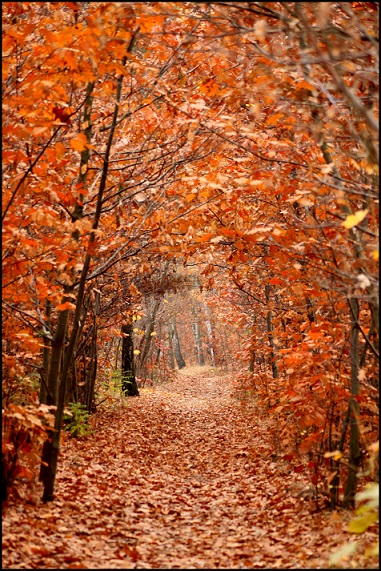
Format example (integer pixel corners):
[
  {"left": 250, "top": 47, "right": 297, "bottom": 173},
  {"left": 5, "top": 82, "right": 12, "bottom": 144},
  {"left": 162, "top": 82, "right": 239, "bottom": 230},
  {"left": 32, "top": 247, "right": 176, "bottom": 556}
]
[{"left": 53, "top": 107, "right": 72, "bottom": 125}]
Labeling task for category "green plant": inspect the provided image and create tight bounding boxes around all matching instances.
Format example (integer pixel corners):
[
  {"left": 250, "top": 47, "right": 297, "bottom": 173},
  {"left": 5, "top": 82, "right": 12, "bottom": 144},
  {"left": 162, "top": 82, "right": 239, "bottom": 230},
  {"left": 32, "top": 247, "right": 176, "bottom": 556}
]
[
  {"left": 63, "top": 403, "right": 93, "bottom": 438},
  {"left": 110, "top": 370, "right": 125, "bottom": 393}
]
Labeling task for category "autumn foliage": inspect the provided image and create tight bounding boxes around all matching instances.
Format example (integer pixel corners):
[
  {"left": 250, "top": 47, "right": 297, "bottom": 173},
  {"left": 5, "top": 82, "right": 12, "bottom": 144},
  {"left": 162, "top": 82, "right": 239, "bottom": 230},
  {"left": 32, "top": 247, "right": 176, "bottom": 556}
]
[{"left": 2, "top": 1, "right": 379, "bottom": 560}]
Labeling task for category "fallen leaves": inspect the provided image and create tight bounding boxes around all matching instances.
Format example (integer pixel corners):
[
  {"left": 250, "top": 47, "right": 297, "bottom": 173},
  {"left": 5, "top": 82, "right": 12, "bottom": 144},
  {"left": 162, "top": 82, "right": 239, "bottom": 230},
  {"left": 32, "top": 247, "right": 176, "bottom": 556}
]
[{"left": 2, "top": 368, "right": 379, "bottom": 569}]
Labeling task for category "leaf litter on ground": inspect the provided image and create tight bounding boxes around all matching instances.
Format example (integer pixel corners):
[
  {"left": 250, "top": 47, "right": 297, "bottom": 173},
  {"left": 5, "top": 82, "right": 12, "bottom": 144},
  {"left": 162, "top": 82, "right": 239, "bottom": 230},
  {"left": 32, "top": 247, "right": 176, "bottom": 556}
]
[{"left": 2, "top": 366, "right": 379, "bottom": 569}]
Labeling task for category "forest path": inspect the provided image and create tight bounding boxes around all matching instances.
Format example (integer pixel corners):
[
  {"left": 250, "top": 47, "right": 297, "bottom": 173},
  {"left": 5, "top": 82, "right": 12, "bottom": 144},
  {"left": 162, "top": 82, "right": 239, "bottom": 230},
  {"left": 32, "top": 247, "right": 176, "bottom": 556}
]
[{"left": 2, "top": 366, "right": 372, "bottom": 569}]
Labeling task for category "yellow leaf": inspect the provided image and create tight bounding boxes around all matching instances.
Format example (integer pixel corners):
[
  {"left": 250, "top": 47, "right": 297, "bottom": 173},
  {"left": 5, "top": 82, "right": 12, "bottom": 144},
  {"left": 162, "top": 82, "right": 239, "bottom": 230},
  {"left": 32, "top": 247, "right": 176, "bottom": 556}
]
[
  {"left": 329, "top": 542, "right": 357, "bottom": 565},
  {"left": 324, "top": 450, "right": 343, "bottom": 460},
  {"left": 133, "top": 350, "right": 140, "bottom": 355},
  {"left": 347, "top": 512, "right": 378, "bottom": 534},
  {"left": 342, "top": 209, "right": 369, "bottom": 229}
]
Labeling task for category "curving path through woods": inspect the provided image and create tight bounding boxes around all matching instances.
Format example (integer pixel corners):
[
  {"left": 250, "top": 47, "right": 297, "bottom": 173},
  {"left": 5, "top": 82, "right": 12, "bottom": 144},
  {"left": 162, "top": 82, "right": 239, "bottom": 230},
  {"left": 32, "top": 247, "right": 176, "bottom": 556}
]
[{"left": 2, "top": 367, "right": 377, "bottom": 569}]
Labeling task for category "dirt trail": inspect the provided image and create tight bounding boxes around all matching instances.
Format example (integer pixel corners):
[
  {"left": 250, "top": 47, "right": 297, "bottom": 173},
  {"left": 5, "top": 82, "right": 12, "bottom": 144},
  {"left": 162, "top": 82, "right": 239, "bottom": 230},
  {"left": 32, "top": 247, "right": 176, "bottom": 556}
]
[{"left": 2, "top": 367, "right": 376, "bottom": 569}]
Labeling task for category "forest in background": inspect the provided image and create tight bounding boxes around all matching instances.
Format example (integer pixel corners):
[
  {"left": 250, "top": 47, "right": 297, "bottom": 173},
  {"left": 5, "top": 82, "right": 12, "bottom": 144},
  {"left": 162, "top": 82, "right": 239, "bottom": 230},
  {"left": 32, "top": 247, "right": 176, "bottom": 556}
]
[{"left": 2, "top": 0, "right": 378, "bottom": 541}]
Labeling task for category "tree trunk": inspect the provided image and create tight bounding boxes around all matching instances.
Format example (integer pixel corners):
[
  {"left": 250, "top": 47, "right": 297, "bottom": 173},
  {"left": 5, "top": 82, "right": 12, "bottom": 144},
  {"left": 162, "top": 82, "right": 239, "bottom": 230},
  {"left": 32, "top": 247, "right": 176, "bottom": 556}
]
[
  {"left": 121, "top": 321, "right": 139, "bottom": 396},
  {"left": 343, "top": 298, "right": 361, "bottom": 508},
  {"left": 45, "top": 296, "right": 71, "bottom": 406},
  {"left": 171, "top": 318, "right": 186, "bottom": 369},
  {"left": 39, "top": 299, "right": 52, "bottom": 404},
  {"left": 265, "top": 284, "right": 279, "bottom": 379},
  {"left": 203, "top": 302, "right": 216, "bottom": 367},
  {"left": 192, "top": 321, "right": 205, "bottom": 366},
  {"left": 85, "top": 290, "right": 99, "bottom": 412},
  {"left": 138, "top": 298, "right": 161, "bottom": 375},
  {"left": 167, "top": 324, "right": 176, "bottom": 370}
]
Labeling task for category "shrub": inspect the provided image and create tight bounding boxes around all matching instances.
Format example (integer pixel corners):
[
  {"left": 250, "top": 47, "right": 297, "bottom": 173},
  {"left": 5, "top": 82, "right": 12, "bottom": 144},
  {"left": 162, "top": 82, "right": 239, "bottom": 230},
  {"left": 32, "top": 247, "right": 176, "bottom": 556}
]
[
  {"left": 2, "top": 403, "right": 55, "bottom": 501},
  {"left": 63, "top": 402, "right": 93, "bottom": 438}
]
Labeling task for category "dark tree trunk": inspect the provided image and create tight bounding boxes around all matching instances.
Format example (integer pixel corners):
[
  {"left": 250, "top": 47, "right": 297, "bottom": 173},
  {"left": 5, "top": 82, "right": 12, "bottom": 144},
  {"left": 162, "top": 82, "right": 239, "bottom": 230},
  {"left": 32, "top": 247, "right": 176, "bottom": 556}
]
[
  {"left": 121, "top": 321, "right": 139, "bottom": 396},
  {"left": 171, "top": 318, "right": 186, "bottom": 369},
  {"left": 265, "top": 284, "right": 279, "bottom": 379},
  {"left": 167, "top": 324, "right": 176, "bottom": 370}
]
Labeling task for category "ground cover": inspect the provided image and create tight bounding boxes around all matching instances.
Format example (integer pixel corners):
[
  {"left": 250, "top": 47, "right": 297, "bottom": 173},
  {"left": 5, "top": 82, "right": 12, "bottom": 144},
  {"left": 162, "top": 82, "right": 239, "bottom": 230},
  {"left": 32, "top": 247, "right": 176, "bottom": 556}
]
[{"left": 2, "top": 367, "right": 378, "bottom": 569}]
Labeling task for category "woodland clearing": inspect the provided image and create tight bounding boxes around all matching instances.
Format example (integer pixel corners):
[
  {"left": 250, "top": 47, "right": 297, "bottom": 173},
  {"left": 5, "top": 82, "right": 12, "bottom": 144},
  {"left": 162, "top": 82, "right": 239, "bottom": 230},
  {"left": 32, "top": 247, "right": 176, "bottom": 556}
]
[{"left": 2, "top": 366, "right": 378, "bottom": 570}]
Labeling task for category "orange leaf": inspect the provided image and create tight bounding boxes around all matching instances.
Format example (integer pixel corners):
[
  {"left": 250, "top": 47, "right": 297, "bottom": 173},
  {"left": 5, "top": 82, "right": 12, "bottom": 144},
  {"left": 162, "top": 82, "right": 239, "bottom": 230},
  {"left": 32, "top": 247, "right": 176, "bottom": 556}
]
[
  {"left": 56, "top": 302, "right": 76, "bottom": 311},
  {"left": 265, "top": 113, "right": 284, "bottom": 126},
  {"left": 220, "top": 228, "right": 236, "bottom": 238},
  {"left": 199, "top": 79, "right": 219, "bottom": 97},
  {"left": 69, "top": 133, "right": 92, "bottom": 152}
]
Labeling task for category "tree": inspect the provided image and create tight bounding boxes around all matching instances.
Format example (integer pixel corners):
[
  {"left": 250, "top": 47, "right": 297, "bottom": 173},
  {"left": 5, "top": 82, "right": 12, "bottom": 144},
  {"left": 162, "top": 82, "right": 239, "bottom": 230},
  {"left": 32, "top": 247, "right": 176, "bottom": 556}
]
[
  {"left": 2, "top": 2, "right": 377, "bottom": 508},
  {"left": 171, "top": 318, "right": 187, "bottom": 370},
  {"left": 121, "top": 320, "right": 139, "bottom": 397}
]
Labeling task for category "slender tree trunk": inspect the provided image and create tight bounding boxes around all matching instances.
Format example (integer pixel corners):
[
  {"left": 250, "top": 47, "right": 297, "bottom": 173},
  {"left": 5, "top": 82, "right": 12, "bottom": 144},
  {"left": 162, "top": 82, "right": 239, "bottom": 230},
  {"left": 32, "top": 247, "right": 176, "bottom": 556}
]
[
  {"left": 204, "top": 304, "right": 216, "bottom": 368},
  {"left": 121, "top": 321, "right": 139, "bottom": 396},
  {"left": 265, "top": 284, "right": 279, "bottom": 379},
  {"left": 86, "top": 290, "right": 99, "bottom": 412},
  {"left": 138, "top": 298, "right": 161, "bottom": 374},
  {"left": 190, "top": 292, "right": 204, "bottom": 366},
  {"left": 192, "top": 320, "right": 205, "bottom": 366},
  {"left": 39, "top": 299, "right": 52, "bottom": 404},
  {"left": 343, "top": 298, "right": 361, "bottom": 508},
  {"left": 249, "top": 351, "right": 255, "bottom": 373},
  {"left": 330, "top": 403, "right": 351, "bottom": 509},
  {"left": 45, "top": 295, "right": 71, "bottom": 407},
  {"left": 115, "top": 337, "right": 121, "bottom": 371},
  {"left": 167, "top": 324, "right": 176, "bottom": 370},
  {"left": 171, "top": 318, "right": 186, "bottom": 369}
]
